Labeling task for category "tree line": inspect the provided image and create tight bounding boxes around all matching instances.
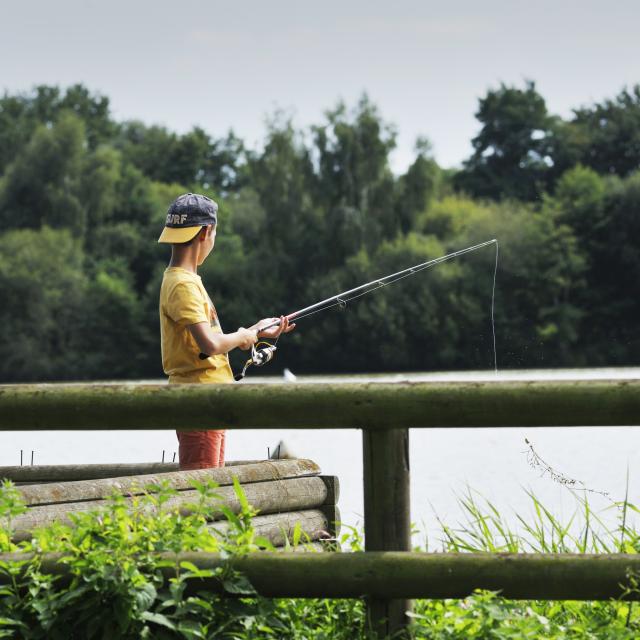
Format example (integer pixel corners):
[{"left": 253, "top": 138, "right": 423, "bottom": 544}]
[{"left": 0, "top": 82, "right": 638, "bottom": 381}]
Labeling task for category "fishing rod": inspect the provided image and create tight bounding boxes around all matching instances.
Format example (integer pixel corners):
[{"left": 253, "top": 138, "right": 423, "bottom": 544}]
[
  {"left": 261, "top": 238, "right": 497, "bottom": 333},
  {"left": 201, "top": 238, "right": 498, "bottom": 379}
]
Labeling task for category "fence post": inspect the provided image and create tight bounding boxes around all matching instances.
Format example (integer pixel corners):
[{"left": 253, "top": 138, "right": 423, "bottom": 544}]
[{"left": 363, "top": 428, "right": 411, "bottom": 638}]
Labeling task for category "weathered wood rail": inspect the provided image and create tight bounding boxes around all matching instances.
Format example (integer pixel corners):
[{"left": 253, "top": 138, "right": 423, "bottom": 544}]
[
  {"left": 1, "top": 379, "right": 639, "bottom": 638},
  {"left": 1, "top": 380, "right": 639, "bottom": 430},
  {"left": 2, "top": 551, "right": 639, "bottom": 600}
]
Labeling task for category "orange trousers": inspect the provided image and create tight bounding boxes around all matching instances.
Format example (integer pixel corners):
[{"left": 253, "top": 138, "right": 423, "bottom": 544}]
[{"left": 176, "top": 430, "right": 226, "bottom": 470}]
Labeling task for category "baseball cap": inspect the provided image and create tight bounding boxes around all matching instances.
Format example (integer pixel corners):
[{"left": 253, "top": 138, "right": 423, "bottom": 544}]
[{"left": 158, "top": 193, "right": 218, "bottom": 243}]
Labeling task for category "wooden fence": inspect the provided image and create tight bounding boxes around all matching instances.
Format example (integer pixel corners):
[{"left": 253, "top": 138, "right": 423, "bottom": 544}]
[{"left": 1, "top": 379, "right": 640, "bottom": 638}]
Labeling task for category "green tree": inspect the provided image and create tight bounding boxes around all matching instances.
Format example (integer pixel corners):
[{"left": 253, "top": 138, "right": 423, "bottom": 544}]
[
  {"left": 0, "top": 84, "right": 112, "bottom": 174},
  {"left": 490, "top": 206, "right": 586, "bottom": 366},
  {"left": 80, "top": 264, "right": 149, "bottom": 378},
  {"left": 571, "top": 85, "right": 640, "bottom": 177},
  {"left": 248, "top": 115, "right": 321, "bottom": 309},
  {"left": 552, "top": 165, "right": 606, "bottom": 243},
  {"left": 56, "top": 83, "right": 114, "bottom": 149},
  {"left": 455, "top": 81, "right": 556, "bottom": 201},
  {"left": 394, "top": 138, "right": 439, "bottom": 234},
  {"left": 0, "top": 92, "right": 37, "bottom": 174},
  {"left": 418, "top": 195, "right": 494, "bottom": 239},
  {"left": 0, "top": 111, "right": 86, "bottom": 234},
  {"left": 312, "top": 96, "right": 397, "bottom": 249},
  {"left": 80, "top": 146, "right": 122, "bottom": 229},
  {"left": 0, "top": 227, "right": 87, "bottom": 382},
  {"left": 116, "top": 123, "right": 246, "bottom": 193},
  {"left": 421, "top": 195, "right": 586, "bottom": 367},
  {"left": 551, "top": 167, "right": 640, "bottom": 363}
]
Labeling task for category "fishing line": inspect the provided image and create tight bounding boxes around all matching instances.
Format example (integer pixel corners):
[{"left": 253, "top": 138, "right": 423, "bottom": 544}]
[{"left": 491, "top": 240, "right": 499, "bottom": 376}]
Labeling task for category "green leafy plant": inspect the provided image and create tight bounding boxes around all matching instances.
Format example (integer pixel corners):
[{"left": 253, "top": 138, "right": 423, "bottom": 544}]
[
  {"left": 0, "top": 478, "right": 304, "bottom": 639},
  {"left": 2, "top": 482, "right": 640, "bottom": 638}
]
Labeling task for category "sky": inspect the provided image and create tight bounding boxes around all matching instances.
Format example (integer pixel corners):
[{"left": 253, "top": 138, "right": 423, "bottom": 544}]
[{"left": 2, "top": 0, "right": 639, "bottom": 172}]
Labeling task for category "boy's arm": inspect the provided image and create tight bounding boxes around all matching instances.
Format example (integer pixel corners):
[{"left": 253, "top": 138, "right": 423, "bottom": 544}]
[{"left": 188, "top": 322, "right": 257, "bottom": 356}]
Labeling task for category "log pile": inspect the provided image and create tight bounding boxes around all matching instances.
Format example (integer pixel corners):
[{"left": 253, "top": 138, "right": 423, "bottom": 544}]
[
  {"left": 0, "top": 459, "right": 340, "bottom": 548},
  {"left": 0, "top": 460, "right": 259, "bottom": 483}
]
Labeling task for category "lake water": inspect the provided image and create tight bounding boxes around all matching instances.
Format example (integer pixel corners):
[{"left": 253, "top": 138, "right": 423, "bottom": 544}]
[{"left": 2, "top": 367, "right": 639, "bottom": 547}]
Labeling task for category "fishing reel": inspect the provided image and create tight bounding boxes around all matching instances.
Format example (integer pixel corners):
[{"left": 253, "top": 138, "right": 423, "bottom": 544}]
[{"left": 235, "top": 341, "right": 277, "bottom": 381}]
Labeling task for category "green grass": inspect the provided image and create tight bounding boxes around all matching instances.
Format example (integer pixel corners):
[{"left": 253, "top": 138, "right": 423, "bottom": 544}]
[
  {"left": 1, "top": 479, "right": 640, "bottom": 639},
  {"left": 408, "top": 486, "right": 640, "bottom": 639}
]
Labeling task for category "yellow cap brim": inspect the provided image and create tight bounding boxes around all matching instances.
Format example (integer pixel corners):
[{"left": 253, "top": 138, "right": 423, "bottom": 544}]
[{"left": 158, "top": 226, "right": 202, "bottom": 244}]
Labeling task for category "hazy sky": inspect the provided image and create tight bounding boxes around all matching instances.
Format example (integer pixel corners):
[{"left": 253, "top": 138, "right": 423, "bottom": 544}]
[{"left": 2, "top": 0, "right": 639, "bottom": 171}]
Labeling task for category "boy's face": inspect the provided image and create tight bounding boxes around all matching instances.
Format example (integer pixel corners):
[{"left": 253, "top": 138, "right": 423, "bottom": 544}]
[{"left": 197, "top": 224, "right": 217, "bottom": 265}]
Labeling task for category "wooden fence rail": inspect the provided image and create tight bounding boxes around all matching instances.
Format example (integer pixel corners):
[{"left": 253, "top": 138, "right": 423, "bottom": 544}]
[
  {"left": 1, "top": 379, "right": 639, "bottom": 638},
  {"left": 1, "top": 552, "right": 640, "bottom": 601},
  {"left": 1, "top": 380, "right": 639, "bottom": 430}
]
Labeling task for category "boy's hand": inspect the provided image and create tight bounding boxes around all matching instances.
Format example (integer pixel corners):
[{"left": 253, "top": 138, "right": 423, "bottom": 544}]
[
  {"left": 253, "top": 316, "right": 296, "bottom": 339},
  {"left": 237, "top": 327, "right": 258, "bottom": 350}
]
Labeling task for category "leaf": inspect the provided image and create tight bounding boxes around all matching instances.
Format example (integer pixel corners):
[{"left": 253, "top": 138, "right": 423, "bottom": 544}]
[
  {"left": 219, "top": 505, "right": 241, "bottom": 529},
  {"left": 233, "top": 477, "right": 250, "bottom": 514},
  {"left": 135, "top": 582, "right": 157, "bottom": 612},
  {"left": 222, "top": 573, "right": 256, "bottom": 595},
  {"left": 253, "top": 535, "right": 276, "bottom": 551},
  {"left": 292, "top": 522, "right": 302, "bottom": 547},
  {"left": 179, "top": 561, "right": 215, "bottom": 579},
  {"left": 0, "top": 618, "right": 28, "bottom": 628},
  {"left": 141, "top": 612, "right": 177, "bottom": 630}
]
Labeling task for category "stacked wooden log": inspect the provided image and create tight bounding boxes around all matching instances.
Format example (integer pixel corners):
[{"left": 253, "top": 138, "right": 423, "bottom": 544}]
[
  {"left": 0, "top": 460, "right": 260, "bottom": 484},
  {"left": 0, "top": 459, "right": 340, "bottom": 549}
]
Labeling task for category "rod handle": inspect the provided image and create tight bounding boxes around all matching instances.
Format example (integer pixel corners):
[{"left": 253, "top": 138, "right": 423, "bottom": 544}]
[{"left": 260, "top": 314, "right": 297, "bottom": 332}]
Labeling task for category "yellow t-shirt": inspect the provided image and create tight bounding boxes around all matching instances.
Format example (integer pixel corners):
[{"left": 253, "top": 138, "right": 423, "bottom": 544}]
[{"left": 159, "top": 267, "right": 234, "bottom": 384}]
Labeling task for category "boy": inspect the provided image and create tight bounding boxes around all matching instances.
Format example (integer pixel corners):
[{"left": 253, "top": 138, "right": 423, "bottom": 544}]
[{"left": 158, "top": 192, "right": 293, "bottom": 470}]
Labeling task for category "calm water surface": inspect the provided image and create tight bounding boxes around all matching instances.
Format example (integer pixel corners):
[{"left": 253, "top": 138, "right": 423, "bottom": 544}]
[{"left": 3, "top": 367, "right": 639, "bottom": 545}]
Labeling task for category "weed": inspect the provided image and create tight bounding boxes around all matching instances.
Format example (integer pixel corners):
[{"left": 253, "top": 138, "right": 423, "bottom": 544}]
[{"left": 1, "top": 482, "right": 640, "bottom": 638}]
